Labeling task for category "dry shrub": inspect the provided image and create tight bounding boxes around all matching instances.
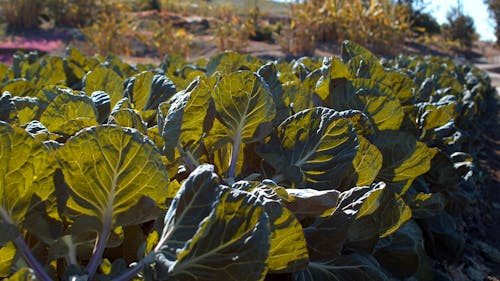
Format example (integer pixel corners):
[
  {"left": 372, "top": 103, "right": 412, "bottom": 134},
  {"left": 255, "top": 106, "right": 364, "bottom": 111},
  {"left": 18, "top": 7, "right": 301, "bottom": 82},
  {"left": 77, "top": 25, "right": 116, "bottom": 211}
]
[
  {"left": 44, "top": 0, "right": 100, "bottom": 27},
  {"left": 142, "top": 16, "right": 193, "bottom": 58},
  {"left": 212, "top": 4, "right": 255, "bottom": 53},
  {"left": 80, "top": 2, "right": 140, "bottom": 56},
  {"left": 278, "top": 0, "right": 411, "bottom": 56},
  {"left": 2, "top": 0, "right": 42, "bottom": 29},
  {"left": 277, "top": 4, "right": 317, "bottom": 56}
]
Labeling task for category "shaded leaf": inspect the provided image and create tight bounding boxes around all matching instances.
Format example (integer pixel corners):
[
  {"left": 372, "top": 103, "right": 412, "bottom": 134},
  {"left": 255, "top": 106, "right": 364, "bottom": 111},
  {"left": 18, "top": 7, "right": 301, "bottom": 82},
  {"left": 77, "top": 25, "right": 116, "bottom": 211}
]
[
  {"left": 164, "top": 187, "right": 270, "bottom": 281},
  {"left": 159, "top": 77, "right": 214, "bottom": 161},
  {"left": 294, "top": 253, "right": 388, "bottom": 281},
  {"left": 372, "top": 131, "right": 437, "bottom": 193},
  {"left": 259, "top": 107, "right": 357, "bottom": 189},
  {"left": 123, "top": 71, "right": 177, "bottom": 113},
  {"left": 234, "top": 181, "right": 309, "bottom": 273}
]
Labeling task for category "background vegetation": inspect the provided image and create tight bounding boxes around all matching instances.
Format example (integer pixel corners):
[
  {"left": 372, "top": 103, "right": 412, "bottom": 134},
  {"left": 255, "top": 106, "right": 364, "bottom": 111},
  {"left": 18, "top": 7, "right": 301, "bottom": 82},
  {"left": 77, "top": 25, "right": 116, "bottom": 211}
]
[{"left": 0, "top": 0, "right": 490, "bottom": 59}]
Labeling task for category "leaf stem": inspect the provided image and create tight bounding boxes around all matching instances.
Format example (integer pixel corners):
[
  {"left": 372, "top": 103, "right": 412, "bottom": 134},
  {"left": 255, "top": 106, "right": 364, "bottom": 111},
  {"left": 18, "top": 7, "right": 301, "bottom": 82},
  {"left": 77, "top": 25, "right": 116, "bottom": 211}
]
[
  {"left": 228, "top": 133, "right": 242, "bottom": 180},
  {"left": 177, "top": 144, "right": 198, "bottom": 171},
  {"left": 86, "top": 219, "right": 111, "bottom": 280},
  {"left": 14, "top": 236, "right": 54, "bottom": 281},
  {"left": 272, "top": 174, "right": 285, "bottom": 183},
  {"left": 112, "top": 227, "right": 175, "bottom": 281}
]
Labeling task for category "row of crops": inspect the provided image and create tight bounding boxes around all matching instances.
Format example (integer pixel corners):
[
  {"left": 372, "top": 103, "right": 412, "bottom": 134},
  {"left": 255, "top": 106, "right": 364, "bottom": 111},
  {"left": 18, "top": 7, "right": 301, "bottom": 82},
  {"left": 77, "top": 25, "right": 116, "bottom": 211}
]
[{"left": 0, "top": 41, "right": 495, "bottom": 281}]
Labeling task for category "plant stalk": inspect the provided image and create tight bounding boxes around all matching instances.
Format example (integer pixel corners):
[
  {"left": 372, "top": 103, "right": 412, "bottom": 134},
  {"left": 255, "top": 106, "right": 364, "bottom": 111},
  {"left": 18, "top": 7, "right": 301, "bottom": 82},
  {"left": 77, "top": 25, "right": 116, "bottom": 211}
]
[
  {"left": 113, "top": 227, "right": 175, "bottom": 281},
  {"left": 228, "top": 133, "right": 242, "bottom": 180},
  {"left": 86, "top": 219, "right": 111, "bottom": 280},
  {"left": 177, "top": 144, "right": 197, "bottom": 171},
  {"left": 14, "top": 236, "right": 55, "bottom": 281}
]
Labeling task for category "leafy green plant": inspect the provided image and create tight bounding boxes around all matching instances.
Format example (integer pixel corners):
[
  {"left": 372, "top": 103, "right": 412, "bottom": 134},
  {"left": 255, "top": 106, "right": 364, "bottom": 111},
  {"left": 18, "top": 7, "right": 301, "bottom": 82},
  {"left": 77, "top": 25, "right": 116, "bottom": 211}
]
[{"left": 0, "top": 42, "right": 494, "bottom": 281}]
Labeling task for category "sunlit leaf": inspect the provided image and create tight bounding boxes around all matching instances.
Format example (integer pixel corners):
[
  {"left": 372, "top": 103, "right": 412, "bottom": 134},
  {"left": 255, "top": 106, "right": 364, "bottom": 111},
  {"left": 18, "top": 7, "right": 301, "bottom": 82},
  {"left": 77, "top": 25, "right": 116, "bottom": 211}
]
[{"left": 56, "top": 125, "right": 169, "bottom": 230}]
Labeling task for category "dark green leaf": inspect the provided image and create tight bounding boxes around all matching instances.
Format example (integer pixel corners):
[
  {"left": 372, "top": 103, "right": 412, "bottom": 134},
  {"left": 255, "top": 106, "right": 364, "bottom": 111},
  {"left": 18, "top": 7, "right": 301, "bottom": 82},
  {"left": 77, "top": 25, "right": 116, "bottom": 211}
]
[
  {"left": 374, "top": 220, "right": 432, "bottom": 280},
  {"left": 158, "top": 164, "right": 220, "bottom": 262},
  {"left": 294, "top": 253, "right": 388, "bottom": 281},
  {"left": 233, "top": 181, "right": 309, "bottom": 273},
  {"left": 163, "top": 187, "right": 270, "bottom": 281},
  {"left": 259, "top": 107, "right": 357, "bottom": 189},
  {"left": 123, "top": 71, "right": 177, "bottom": 112},
  {"left": 90, "top": 91, "right": 111, "bottom": 124}
]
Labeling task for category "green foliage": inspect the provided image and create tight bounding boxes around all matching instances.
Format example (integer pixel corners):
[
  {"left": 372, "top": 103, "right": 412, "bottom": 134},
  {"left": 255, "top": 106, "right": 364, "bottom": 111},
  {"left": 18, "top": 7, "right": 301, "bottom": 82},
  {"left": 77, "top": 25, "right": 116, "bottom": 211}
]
[{"left": 0, "top": 44, "right": 494, "bottom": 281}]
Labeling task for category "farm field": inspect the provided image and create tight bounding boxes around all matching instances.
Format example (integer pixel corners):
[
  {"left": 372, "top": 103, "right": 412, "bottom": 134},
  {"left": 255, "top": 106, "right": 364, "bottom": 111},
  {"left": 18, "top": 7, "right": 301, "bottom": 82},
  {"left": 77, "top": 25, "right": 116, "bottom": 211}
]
[{"left": 0, "top": 1, "right": 500, "bottom": 280}]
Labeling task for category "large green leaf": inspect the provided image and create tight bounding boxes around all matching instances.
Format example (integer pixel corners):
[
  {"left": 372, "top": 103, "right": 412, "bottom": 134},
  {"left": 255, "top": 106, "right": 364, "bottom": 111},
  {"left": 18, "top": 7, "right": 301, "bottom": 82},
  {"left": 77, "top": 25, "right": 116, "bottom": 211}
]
[
  {"left": 206, "top": 52, "right": 261, "bottom": 76},
  {"left": 352, "top": 136, "right": 382, "bottom": 187},
  {"left": 259, "top": 107, "right": 358, "bottom": 189},
  {"left": 0, "top": 122, "right": 56, "bottom": 226},
  {"left": 315, "top": 57, "right": 353, "bottom": 101},
  {"left": 157, "top": 164, "right": 220, "bottom": 262},
  {"left": 303, "top": 183, "right": 385, "bottom": 260},
  {"left": 374, "top": 220, "right": 432, "bottom": 280},
  {"left": 294, "top": 253, "right": 388, "bottom": 281},
  {"left": 40, "top": 91, "right": 98, "bottom": 137},
  {"left": 233, "top": 181, "right": 309, "bottom": 273},
  {"left": 257, "top": 62, "right": 288, "bottom": 125},
  {"left": 165, "top": 186, "right": 270, "bottom": 281},
  {"left": 159, "top": 77, "right": 214, "bottom": 161},
  {"left": 56, "top": 125, "right": 169, "bottom": 230},
  {"left": 108, "top": 108, "right": 148, "bottom": 135},
  {"left": 372, "top": 131, "right": 437, "bottom": 193},
  {"left": 208, "top": 71, "right": 275, "bottom": 178},
  {"left": 154, "top": 168, "right": 271, "bottom": 281},
  {"left": 83, "top": 66, "right": 124, "bottom": 108},
  {"left": 123, "top": 71, "right": 177, "bottom": 113}
]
